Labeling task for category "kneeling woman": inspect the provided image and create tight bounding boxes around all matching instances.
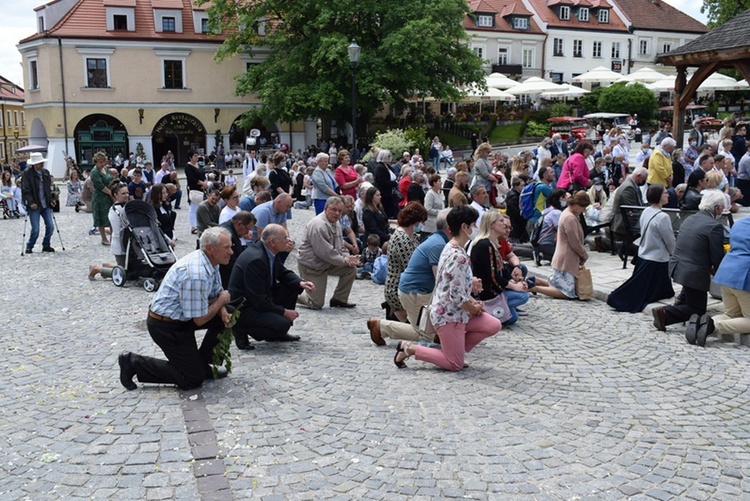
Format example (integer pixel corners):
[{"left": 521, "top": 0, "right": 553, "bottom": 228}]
[
  {"left": 547, "top": 191, "right": 591, "bottom": 299},
  {"left": 469, "top": 210, "right": 529, "bottom": 325},
  {"left": 394, "top": 205, "right": 501, "bottom": 371},
  {"left": 607, "top": 184, "right": 675, "bottom": 312}
]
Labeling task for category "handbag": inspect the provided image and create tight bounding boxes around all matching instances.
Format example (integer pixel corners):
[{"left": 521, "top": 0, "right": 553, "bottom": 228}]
[
  {"left": 392, "top": 187, "right": 404, "bottom": 202},
  {"left": 575, "top": 266, "right": 594, "bottom": 301},
  {"left": 189, "top": 189, "right": 205, "bottom": 204},
  {"left": 483, "top": 292, "right": 513, "bottom": 323},
  {"left": 417, "top": 305, "right": 436, "bottom": 336}
]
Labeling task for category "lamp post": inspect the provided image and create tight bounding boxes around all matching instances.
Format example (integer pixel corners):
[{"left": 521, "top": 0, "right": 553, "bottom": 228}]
[{"left": 348, "top": 39, "right": 360, "bottom": 153}]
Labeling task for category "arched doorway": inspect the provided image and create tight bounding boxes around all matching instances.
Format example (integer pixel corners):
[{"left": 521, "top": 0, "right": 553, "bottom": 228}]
[
  {"left": 228, "top": 115, "right": 278, "bottom": 152},
  {"left": 74, "top": 114, "right": 128, "bottom": 171},
  {"left": 152, "top": 113, "right": 206, "bottom": 168}
]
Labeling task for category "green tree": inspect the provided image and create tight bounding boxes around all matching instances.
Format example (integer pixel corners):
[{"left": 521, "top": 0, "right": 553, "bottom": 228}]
[
  {"left": 593, "top": 83, "right": 658, "bottom": 120},
  {"left": 203, "top": 0, "right": 485, "bottom": 131},
  {"left": 702, "top": 0, "right": 750, "bottom": 28}
]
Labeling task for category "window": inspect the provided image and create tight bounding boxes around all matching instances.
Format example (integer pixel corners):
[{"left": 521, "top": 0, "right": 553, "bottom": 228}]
[
  {"left": 13, "top": 111, "right": 18, "bottom": 127},
  {"left": 598, "top": 9, "right": 609, "bottom": 23},
  {"left": 476, "top": 15, "right": 493, "bottom": 27},
  {"left": 578, "top": 8, "right": 589, "bottom": 22},
  {"left": 662, "top": 43, "right": 672, "bottom": 53},
  {"left": 162, "top": 17, "right": 176, "bottom": 32},
  {"left": 551, "top": 72, "right": 563, "bottom": 84},
  {"left": 522, "top": 48, "right": 534, "bottom": 69},
  {"left": 86, "top": 58, "right": 108, "bottom": 88},
  {"left": 29, "top": 60, "right": 39, "bottom": 90},
  {"left": 611, "top": 42, "right": 621, "bottom": 59},
  {"left": 6, "top": 111, "right": 11, "bottom": 126},
  {"left": 113, "top": 15, "right": 127, "bottom": 30},
  {"left": 553, "top": 38, "right": 564, "bottom": 57},
  {"left": 163, "top": 60, "right": 184, "bottom": 89},
  {"left": 0, "top": 144, "right": 4, "bottom": 160},
  {"left": 513, "top": 17, "right": 528, "bottom": 29},
  {"left": 498, "top": 48, "right": 508, "bottom": 65},
  {"left": 639, "top": 40, "right": 649, "bottom": 55},
  {"left": 592, "top": 41, "right": 602, "bottom": 58},
  {"left": 472, "top": 47, "right": 484, "bottom": 59},
  {"left": 573, "top": 40, "right": 583, "bottom": 58},
  {"left": 560, "top": 6, "right": 570, "bottom": 20},
  {"left": 21, "top": 112, "right": 25, "bottom": 126},
  {"left": 38, "top": 16, "right": 45, "bottom": 32},
  {"left": 201, "top": 18, "right": 208, "bottom": 34}
]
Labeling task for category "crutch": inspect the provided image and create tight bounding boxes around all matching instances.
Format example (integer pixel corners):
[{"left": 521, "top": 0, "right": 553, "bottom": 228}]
[
  {"left": 50, "top": 210, "right": 66, "bottom": 251},
  {"left": 20, "top": 209, "right": 28, "bottom": 256}
]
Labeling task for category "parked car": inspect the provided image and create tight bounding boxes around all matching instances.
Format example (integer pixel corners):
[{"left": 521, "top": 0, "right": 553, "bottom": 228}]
[
  {"left": 584, "top": 112, "right": 633, "bottom": 139},
  {"left": 547, "top": 116, "right": 592, "bottom": 142}
]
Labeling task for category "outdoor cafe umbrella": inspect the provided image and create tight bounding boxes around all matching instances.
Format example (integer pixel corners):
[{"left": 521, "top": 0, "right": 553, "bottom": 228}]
[
  {"left": 695, "top": 73, "right": 747, "bottom": 91},
  {"left": 571, "top": 66, "right": 623, "bottom": 84},
  {"left": 616, "top": 66, "right": 671, "bottom": 84},
  {"left": 505, "top": 77, "right": 565, "bottom": 95},
  {"left": 486, "top": 72, "right": 519, "bottom": 90},
  {"left": 462, "top": 85, "right": 516, "bottom": 112},
  {"left": 540, "top": 84, "right": 590, "bottom": 100}
]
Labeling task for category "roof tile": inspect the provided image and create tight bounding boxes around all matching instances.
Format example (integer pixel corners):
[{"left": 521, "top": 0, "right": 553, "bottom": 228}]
[
  {"left": 611, "top": 0, "right": 707, "bottom": 34},
  {"left": 526, "top": 0, "right": 628, "bottom": 31}
]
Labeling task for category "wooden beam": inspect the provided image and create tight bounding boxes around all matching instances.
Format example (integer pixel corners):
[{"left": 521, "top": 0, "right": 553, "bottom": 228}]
[
  {"left": 678, "top": 62, "right": 719, "bottom": 110},
  {"left": 733, "top": 62, "right": 750, "bottom": 83},
  {"left": 673, "top": 67, "right": 688, "bottom": 149},
  {"left": 658, "top": 46, "right": 750, "bottom": 67}
]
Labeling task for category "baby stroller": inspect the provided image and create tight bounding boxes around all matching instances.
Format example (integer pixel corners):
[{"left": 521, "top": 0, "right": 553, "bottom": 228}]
[{"left": 111, "top": 200, "right": 177, "bottom": 292}]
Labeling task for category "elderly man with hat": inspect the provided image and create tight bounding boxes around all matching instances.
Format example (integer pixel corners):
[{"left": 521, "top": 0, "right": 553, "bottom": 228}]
[{"left": 21, "top": 152, "right": 56, "bottom": 253}]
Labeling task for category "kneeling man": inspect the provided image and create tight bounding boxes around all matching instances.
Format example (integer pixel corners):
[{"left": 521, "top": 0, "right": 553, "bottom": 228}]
[{"left": 228, "top": 224, "right": 315, "bottom": 348}]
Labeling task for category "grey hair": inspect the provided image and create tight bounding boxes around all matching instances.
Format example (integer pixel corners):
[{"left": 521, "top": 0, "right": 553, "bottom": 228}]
[
  {"left": 661, "top": 137, "right": 677, "bottom": 149},
  {"left": 376, "top": 149, "right": 392, "bottom": 163},
  {"left": 363, "top": 172, "right": 374, "bottom": 183},
  {"left": 315, "top": 152, "right": 330, "bottom": 166},
  {"left": 325, "top": 196, "right": 344, "bottom": 208},
  {"left": 632, "top": 166, "right": 649, "bottom": 178},
  {"left": 436, "top": 208, "right": 451, "bottom": 231},
  {"left": 675, "top": 183, "right": 687, "bottom": 193},
  {"left": 260, "top": 223, "right": 285, "bottom": 244},
  {"left": 470, "top": 184, "right": 487, "bottom": 197},
  {"left": 200, "top": 226, "right": 230, "bottom": 251},
  {"left": 699, "top": 190, "right": 727, "bottom": 212}
]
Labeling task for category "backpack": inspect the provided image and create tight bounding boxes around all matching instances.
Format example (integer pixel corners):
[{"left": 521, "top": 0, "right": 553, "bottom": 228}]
[
  {"left": 519, "top": 182, "right": 539, "bottom": 220},
  {"left": 529, "top": 214, "right": 545, "bottom": 247}
]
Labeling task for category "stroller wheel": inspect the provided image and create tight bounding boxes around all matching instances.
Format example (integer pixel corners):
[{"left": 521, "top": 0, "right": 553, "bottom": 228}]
[
  {"left": 111, "top": 266, "right": 126, "bottom": 287},
  {"left": 143, "top": 278, "right": 157, "bottom": 293}
]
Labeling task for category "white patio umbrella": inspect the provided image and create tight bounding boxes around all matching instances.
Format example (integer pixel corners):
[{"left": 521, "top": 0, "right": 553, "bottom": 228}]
[
  {"left": 540, "top": 84, "right": 590, "bottom": 100},
  {"left": 695, "top": 73, "right": 746, "bottom": 91},
  {"left": 463, "top": 85, "right": 517, "bottom": 101},
  {"left": 486, "top": 72, "right": 519, "bottom": 89},
  {"left": 647, "top": 79, "right": 676, "bottom": 92},
  {"left": 571, "top": 66, "right": 623, "bottom": 84},
  {"left": 505, "top": 77, "right": 565, "bottom": 95},
  {"left": 616, "top": 66, "right": 672, "bottom": 84}
]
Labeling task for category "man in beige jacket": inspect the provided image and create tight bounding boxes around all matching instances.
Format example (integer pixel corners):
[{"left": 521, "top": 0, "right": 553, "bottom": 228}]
[{"left": 296, "top": 196, "right": 361, "bottom": 310}]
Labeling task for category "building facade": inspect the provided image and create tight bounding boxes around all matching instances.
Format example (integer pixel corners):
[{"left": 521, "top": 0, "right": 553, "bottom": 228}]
[
  {"left": 18, "top": 0, "right": 316, "bottom": 177},
  {"left": 0, "top": 76, "right": 28, "bottom": 164}
]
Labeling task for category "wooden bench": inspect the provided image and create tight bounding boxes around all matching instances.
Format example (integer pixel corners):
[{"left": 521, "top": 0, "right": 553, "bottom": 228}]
[{"left": 617, "top": 205, "right": 733, "bottom": 269}]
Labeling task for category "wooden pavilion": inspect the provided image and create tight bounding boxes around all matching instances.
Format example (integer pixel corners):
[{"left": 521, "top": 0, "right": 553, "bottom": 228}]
[{"left": 657, "top": 9, "right": 750, "bottom": 146}]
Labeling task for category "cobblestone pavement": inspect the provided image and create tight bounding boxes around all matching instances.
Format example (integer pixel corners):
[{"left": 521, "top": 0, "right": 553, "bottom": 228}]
[{"left": 1, "top": 192, "right": 750, "bottom": 500}]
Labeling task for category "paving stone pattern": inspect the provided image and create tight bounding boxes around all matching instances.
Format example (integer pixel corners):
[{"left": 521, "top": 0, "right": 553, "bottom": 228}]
[{"left": 1, "top": 186, "right": 749, "bottom": 500}]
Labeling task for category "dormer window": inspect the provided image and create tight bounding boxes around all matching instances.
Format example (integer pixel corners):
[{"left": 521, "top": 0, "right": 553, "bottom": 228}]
[
  {"left": 38, "top": 16, "right": 45, "bottom": 32},
  {"left": 113, "top": 15, "right": 128, "bottom": 30},
  {"left": 560, "top": 6, "right": 570, "bottom": 21},
  {"left": 598, "top": 9, "right": 609, "bottom": 23},
  {"left": 578, "top": 8, "right": 589, "bottom": 22},
  {"left": 513, "top": 17, "right": 528, "bottom": 30},
  {"left": 476, "top": 14, "right": 493, "bottom": 27},
  {"left": 104, "top": 0, "right": 136, "bottom": 32},
  {"left": 162, "top": 17, "right": 176, "bottom": 32}
]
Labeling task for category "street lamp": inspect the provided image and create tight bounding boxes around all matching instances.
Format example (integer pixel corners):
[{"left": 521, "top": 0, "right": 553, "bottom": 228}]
[{"left": 348, "top": 39, "right": 360, "bottom": 153}]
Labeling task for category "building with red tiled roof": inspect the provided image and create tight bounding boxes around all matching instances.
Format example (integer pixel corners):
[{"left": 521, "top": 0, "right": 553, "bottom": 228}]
[
  {"left": 463, "top": 0, "right": 546, "bottom": 80},
  {"left": 0, "top": 76, "right": 28, "bottom": 163},
  {"left": 17, "top": 0, "right": 299, "bottom": 178},
  {"left": 609, "top": 0, "right": 708, "bottom": 71}
]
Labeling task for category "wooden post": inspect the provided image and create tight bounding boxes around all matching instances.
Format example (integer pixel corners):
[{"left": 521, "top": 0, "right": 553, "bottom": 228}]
[{"left": 672, "top": 66, "right": 688, "bottom": 149}]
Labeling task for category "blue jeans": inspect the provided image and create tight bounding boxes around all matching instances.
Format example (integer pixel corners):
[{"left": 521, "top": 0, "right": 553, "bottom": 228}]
[
  {"left": 503, "top": 289, "right": 530, "bottom": 325},
  {"left": 27, "top": 206, "right": 54, "bottom": 250},
  {"left": 169, "top": 189, "right": 182, "bottom": 209}
]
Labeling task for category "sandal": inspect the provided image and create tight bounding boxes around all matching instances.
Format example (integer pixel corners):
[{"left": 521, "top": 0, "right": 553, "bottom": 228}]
[{"left": 394, "top": 341, "right": 412, "bottom": 369}]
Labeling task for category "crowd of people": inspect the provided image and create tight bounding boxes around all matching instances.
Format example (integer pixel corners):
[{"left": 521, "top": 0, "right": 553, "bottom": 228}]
[{"left": 7, "top": 126, "right": 748, "bottom": 391}]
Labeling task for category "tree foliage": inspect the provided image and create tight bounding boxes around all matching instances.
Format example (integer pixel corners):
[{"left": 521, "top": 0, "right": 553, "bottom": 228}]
[
  {"left": 701, "top": 0, "right": 750, "bottom": 28},
  {"left": 586, "top": 83, "right": 658, "bottom": 120},
  {"left": 202, "top": 0, "right": 485, "bottom": 128}
]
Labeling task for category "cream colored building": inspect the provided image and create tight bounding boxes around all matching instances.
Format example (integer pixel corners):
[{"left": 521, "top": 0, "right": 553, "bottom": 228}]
[{"left": 18, "top": 0, "right": 316, "bottom": 177}]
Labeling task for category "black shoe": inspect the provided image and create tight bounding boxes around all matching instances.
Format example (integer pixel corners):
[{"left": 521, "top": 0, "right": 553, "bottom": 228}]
[
  {"left": 268, "top": 333, "right": 301, "bottom": 342},
  {"left": 685, "top": 314, "right": 700, "bottom": 345},
  {"left": 330, "top": 298, "right": 356, "bottom": 308},
  {"left": 42, "top": 246, "right": 55, "bottom": 253},
  {"left": 236, "top": 342, "right": 255, "bottom": 351},
  {"left": 652, "top": 307, "right": 666, "bottom": 332},
  {"left": 25, "top": 248, "right": 32, "bottom": 254},
  {"left": 118, "top": 352, "right": 138, "bottom": 390},
  {"left": 174, "top": 206, "right": 181, "bottom": 210},
  {"left": 75, "top": 205, "right": 80, "bottom": 213},
  {"left": 696, "top": 314, "right": 715, "bottom": 347}
]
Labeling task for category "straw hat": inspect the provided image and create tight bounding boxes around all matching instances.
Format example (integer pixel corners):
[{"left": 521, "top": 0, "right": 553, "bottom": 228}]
[{"left": 28, "top": 152, "right": 49, "bottom": 165}]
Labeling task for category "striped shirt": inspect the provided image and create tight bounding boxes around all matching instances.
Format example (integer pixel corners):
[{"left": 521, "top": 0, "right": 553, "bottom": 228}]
[{"left": 150, "top": 250, "right": 222, "bottom": 321}]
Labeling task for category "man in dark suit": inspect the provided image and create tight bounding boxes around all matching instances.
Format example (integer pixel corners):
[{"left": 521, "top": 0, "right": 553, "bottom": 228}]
[
  {"left": 652, "top": 191, "right": 726, "bottom": 332},
  {"left": 610, "top": 167, "right": 648, "bottom": 242},
  {"left": 549, "top": 133, "right": 569, "bottom": 158},
  {"left": 218, "top": 211, "right": 256, "bottom": 288},
  {"left": 228, "top": 224, "right": 315, "bottom": 349}
]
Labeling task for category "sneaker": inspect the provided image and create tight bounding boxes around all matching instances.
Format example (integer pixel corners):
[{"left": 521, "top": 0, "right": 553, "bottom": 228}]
[
  {"left": 25, "top": 247, "right": 33, "bottom": 254},
  {"left": 515, "top": 307, "right": 528, "bottom": 317}
]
